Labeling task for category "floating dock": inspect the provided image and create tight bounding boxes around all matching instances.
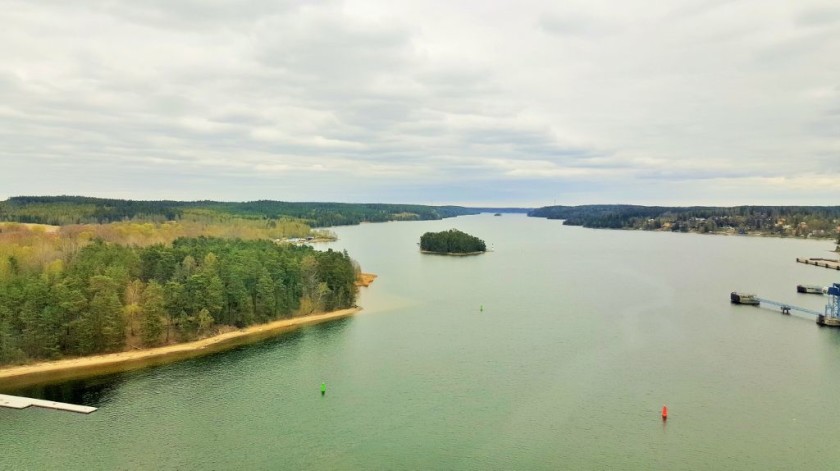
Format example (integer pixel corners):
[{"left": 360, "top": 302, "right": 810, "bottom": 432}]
[
  {"left": 796, "top": 257, "right": 840, "bottom": 271},
  {"left": 0, "top": 394, "right": 97, "bottom": 414}
]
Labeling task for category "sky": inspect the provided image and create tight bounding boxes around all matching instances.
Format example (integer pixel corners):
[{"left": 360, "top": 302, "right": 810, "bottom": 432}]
[{"left": 1, "top": 0, "right": 838, "bottom": 207}]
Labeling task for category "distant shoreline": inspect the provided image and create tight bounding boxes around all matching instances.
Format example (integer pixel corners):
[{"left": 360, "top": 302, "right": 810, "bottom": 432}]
[
  {"left": 0, "top": 307, "right": 362, "bottom": 391},
  {"left": 550, "top": 221, "right": 838, "bottom": 243}
]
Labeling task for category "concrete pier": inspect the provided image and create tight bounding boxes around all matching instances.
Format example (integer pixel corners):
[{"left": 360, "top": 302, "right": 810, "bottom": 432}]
[
  {"left": 0, "top": 394, "right": 97, "bottom": 414},
  {"left": 796, "top": 257, "right": 840, "bottom": 270}
]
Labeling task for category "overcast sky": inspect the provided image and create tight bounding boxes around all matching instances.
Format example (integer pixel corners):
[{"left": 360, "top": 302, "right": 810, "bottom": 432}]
[{"left": 1, "top": 0, "right": 838, "bottom": 207}]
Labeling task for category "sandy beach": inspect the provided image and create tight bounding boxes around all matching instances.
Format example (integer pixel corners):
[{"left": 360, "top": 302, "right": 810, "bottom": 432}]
[
  {"left": 0, "top": 307, "right": 361, "bottom": 390},
  {"left": 356, "top": 272, "right": 378, "bottom": 287}
]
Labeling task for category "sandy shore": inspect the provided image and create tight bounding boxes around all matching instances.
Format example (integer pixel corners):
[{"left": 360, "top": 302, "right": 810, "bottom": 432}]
[
  {"left": 356, "top": 272, "right": 378, "bottom": 287},
  {"left": 0, "top": 307, "right": 361, "bottom": 390}
]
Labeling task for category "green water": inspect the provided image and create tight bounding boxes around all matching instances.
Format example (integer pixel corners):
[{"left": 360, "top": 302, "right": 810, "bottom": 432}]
[{"left": 4, "top": 214, "right": 840, "bottom": 470}]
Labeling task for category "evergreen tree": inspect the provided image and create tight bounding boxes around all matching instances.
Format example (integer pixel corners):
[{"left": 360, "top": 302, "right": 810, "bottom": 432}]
[
  {"left": 254, "top": 267, "right": 276, "bottom": 322},
  {"left": 140, "top": 281, "right": 165, "bottom": 347},
  {"left": 78, "top": 275, "right": 125, "bottom": 353}
]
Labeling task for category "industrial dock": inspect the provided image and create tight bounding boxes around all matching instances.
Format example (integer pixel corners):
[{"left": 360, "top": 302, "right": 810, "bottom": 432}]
[{"left": 731, "top": 283, "right": 840, "bottom": 327}]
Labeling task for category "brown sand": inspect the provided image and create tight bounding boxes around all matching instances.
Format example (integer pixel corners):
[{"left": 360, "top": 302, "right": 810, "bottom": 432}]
[
  {"left": 356, "top": 273, "right": 377, "bottom": 287},
  {"left": 0, "top": 307, "right": 361, "bottom": 390}
]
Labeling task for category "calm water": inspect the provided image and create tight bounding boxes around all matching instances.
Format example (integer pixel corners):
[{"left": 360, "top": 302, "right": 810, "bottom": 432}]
[{"left": 4, "top": 214, "right": 840, "bottom": 470}]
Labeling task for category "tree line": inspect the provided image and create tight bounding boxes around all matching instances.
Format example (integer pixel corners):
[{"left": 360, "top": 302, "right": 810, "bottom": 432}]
[
  {"left": 0, "top": 196, "right": 481, "bottom": 227},
  {"left": 528, "top": 205, "right": 840, "bottom": 239},
  {"left": 420, "top": 229, "right": 487, "bottom": 254},
  {"left": 0, "top": 237, "right": 358, "bottom": 365}
]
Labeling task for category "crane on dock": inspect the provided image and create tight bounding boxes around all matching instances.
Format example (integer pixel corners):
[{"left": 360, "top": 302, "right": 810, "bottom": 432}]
[
  {"left": 818, "top": 283, "right": 840, "bottom": 327},
  {"left": 732, "top": 283, "right": 840, "bottom": 327}
]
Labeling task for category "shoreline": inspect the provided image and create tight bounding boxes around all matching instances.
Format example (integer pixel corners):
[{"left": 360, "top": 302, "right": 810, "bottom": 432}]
[
  {"left": 0, "top": 307, "right": 361, "bottom": 391},
  {"left": 356, "top": 272, "right": 377, "bottom": 287},
  {"left": 420, "top": 250, "right": 485, "bottom": 256},
  {"left": 557, "top": 222, "right": 838, "bottom": 242}
]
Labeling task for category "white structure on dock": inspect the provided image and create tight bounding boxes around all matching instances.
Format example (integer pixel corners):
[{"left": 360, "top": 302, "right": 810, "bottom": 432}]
[{"left": 0, "top": 394, "right": 97, "bottom": 414}]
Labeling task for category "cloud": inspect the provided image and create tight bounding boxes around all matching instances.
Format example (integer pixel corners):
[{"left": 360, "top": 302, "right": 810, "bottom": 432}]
[
  {"left": 538, "top": 13, "right": 610, "bottom": 37},
  {"left": 0, "top": 0, "right": 838, "bottom": 205},
  {"left": 796, "top": 5, "right": 840, "bottom": 28}
]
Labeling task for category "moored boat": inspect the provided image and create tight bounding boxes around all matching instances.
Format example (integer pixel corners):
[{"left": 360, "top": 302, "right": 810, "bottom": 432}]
[
  {"left": 797, "top": 284, "right": 825, "bottom": 294},
  {"left": 731, "top": 292, "right": 760, "bottom": 305},
  {"left": 817, "top": 314, "right": 840, "bottom": 327}
]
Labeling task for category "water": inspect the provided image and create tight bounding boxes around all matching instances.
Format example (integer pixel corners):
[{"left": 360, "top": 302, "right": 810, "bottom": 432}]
[{"left": 3, "top": 214, "right": 840, "bottom": 470}]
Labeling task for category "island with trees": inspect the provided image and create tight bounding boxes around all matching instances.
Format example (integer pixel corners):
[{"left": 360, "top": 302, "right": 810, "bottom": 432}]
[{"left": 420, "top": 229, "right": 487, "bottom": 255}]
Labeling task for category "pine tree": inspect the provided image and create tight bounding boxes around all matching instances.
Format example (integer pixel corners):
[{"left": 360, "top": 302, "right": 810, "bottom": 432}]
[
  {"left": 140, "top": 281, "right": 165, "bottom": 347},
  {"left": 254, "top": 268, "right": 276, "bottom": 321}
]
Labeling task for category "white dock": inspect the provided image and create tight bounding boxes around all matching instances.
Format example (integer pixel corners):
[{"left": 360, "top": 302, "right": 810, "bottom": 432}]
[{"left": 0, "top": 394, "right": 97, "bottom": 414}]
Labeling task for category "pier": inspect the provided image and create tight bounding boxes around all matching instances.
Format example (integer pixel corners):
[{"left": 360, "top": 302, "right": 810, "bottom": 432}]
[
  {"left": 732, "top": 283, "right": 840, "bottom": 327},
  {"left": 796, "top": 257, "right": 840, "bottom": 270},
  {"left": 0, "top": 394, "right": 97, "bottom": 414},
  {"left": 754, "top": 297, "right": 822, "bottom": 317}
]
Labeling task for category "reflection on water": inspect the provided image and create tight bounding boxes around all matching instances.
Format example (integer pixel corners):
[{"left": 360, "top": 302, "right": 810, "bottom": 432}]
[
  {"left": 5, "top": 374, "right": 126, "bottom": 407},
  {"left": 2, "top": 316, "right": 354, "bottom": 407}
]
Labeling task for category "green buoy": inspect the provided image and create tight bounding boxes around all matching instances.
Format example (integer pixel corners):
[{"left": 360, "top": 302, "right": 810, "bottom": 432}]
[
  {"left": 480, "top": 305, "right": 483, "bottom": 312},
  {"left": 321, "top": 383, "right": 326, "bottom": 395}
]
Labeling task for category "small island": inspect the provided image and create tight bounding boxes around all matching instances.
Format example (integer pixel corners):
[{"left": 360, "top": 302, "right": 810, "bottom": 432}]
[{"left": 420, "top": 229, "right": 487, "bottom": 255}]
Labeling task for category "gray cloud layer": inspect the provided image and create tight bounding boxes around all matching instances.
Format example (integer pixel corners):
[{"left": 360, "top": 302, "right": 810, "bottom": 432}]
[{"left": 1, "top": 0, "right": 838, "bottom": 205}]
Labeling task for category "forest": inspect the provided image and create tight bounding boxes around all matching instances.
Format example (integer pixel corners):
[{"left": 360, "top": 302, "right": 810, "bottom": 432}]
[
  {"left": 529, "top": 205, "right": 840, "bottom": 241},
  {"left": 0, "top": 196, "right": 507, "bottom": 367},
  {"left": 420, "top": 229, "right": 487, "bottom": 254},
  {"left": 0, "top": 230, "right": 358, "bottom": 365},
  {"left": 0, "top": 196, "right": 482, "bottom": 227}
]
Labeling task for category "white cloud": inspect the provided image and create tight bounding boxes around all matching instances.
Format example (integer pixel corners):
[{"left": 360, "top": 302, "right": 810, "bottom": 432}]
[{"left": 0, "top": 0, "right": 838, "bottom": 205}]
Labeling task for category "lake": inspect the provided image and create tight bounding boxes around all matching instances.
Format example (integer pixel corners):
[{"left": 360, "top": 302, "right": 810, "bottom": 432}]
[{"left": 3, "top": 214, "right": 840, "bottom": 470}]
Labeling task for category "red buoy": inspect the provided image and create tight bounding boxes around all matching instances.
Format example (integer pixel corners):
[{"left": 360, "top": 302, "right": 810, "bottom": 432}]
[{"left": 661, "top": 405, "right": 668, "bottom": 420}]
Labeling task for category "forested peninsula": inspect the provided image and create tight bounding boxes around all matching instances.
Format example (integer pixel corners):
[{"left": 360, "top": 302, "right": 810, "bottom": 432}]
[
  {"left": 0, "top": 196, "right": 503, "bottom": 370},
  {"left": 529, "top": 205, "right": 840, "bottom": 243},
  {"left": 0, "top": 196, "right": 425, "bottom": 371},
  {"left": 420, "top": 229, "right": 487, "bottom": 255},
  {"left": 0, "top": 232, "right": 358, "bottom": 366}
]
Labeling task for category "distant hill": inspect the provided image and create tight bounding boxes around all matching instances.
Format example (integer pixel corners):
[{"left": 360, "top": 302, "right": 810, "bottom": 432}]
[{"left": 0, "top": 196, "right": 513, "bottom": 227}]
